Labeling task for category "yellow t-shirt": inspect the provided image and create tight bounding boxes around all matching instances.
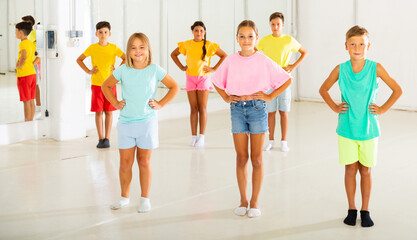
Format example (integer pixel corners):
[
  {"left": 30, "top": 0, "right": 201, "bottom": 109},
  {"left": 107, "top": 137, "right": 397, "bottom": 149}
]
[
  {"left": 256, "top": 34, "right": 301, "bottom": 67},
  {"left": 178, "top": 39, "right": 219, "bottom": 76},
  {"left": 83, "top": 43, "right": 124, "bottom": 86},
  {"left": 17, "top": 39, "right": 36, "bottom": 77},
  {"left": 27, "top": 30, "right": 37, "bottom": 49}
]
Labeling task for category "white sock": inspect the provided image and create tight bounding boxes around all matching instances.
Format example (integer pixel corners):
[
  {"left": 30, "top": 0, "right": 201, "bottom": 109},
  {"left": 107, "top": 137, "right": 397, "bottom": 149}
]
[
  {"left": 138, "top": 197, "right": 151, "bottom": 213},
  {"left": 234, "top": 206, "right": 248, "bottom": 216},
  {"left": 264, "top": 140, "right": 274, "bottom": 151},
  {"left": 35, "top": 106, "right": 41, "bottom": 112},
  {"left": 110, "top": 196, "right": 130, "bottom": 210},
  {"left": 247, "top": 208, "right": 261, "bottom": 218},
  {"left": 195, "top": 134, "right": 205, "bottom": 147},
  {"left": 189, "top": 135, "right": 198, "bottom": 146},
  {"left": 281, "top": 141, "right": 289, "bottom": 152}
]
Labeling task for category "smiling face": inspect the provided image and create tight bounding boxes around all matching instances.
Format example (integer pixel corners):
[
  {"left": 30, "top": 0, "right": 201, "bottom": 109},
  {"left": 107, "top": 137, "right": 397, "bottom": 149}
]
[
  {"left": 192, "top": 26, "right": 206, "bottom": 42},
  {"left": 95, "top": 27, "right": 111, "bottom": 43},
  {"left": 236, "top": 26, "right": 258, "bottom": 53},
  {"left": 345, "top": 35, "right": 370, "bottom": 61},
  {"left": 270, "top": 17, "right": 284, "bottom": 37},
  {"left": 129, "top": 38, "right": 148, "bottom": 64}
]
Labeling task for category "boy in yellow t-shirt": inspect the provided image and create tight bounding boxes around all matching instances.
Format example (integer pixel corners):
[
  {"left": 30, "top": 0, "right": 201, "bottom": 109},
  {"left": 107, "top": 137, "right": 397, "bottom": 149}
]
[
  {"left": 256, "top": 12, "right": 308, "bottom": 152},
  {"left": 77, "top": 21, "right": 126, "bottom": 148},
  {"left": 15, "top": 21, "right": 39, "bottom": 121}
]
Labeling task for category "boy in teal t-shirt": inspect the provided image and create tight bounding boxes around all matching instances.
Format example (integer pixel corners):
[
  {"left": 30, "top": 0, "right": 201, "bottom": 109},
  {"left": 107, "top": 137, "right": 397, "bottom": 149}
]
[{"left": 319, "top": 26, "right": 402, "bottom": 227}]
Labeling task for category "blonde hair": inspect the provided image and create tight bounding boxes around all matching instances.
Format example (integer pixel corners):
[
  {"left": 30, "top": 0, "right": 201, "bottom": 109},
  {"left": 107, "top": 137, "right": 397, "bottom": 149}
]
[
  {"left": 126, "top": 32, "right": 152, "bottom": 67},
  {"left": 236, "top": 20, "right": 258, "bottom": 36},
  {"left": 346, "top": 25, "right": 369, "bottom": 41}
]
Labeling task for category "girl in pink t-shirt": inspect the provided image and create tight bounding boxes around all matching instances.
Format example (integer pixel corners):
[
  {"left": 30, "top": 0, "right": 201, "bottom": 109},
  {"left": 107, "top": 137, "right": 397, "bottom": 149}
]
[
  {"left": 171, "top": 21, "right": 227, "bottom": 147},
  {"left": 211, "top": 20, "right": 292, "bottom": 218}
]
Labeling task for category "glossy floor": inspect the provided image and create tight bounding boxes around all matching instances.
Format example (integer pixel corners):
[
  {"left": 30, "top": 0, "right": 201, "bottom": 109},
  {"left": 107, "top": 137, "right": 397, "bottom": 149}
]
[{"left": 1, "top": 101, "right": 416, "bottom": 240}]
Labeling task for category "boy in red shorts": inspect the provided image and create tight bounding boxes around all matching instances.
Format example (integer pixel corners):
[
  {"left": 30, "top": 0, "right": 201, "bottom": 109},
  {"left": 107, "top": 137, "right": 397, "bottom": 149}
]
[
  {"left": 15, "top": 21, "right": 39, "bottom": 121},
  {"left": 77, "top": 21, "right": 126, "bottom": 148}
]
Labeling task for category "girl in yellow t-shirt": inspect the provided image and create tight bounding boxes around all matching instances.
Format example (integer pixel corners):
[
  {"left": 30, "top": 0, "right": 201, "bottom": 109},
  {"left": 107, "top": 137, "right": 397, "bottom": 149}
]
[{"left": 171, "top": 21, "right": 227, "bottom": 147}]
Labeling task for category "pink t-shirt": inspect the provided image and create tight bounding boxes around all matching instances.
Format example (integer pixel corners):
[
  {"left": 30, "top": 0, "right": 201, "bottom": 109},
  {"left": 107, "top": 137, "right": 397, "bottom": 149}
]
[{"left": 211, "top": 52, "right": 291, "bottom": 96}]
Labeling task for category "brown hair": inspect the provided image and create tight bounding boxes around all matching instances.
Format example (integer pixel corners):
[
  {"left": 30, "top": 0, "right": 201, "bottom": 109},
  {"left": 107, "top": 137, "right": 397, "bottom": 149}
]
[
  {"left": 15, "top": 22, "right": 32, "bottom": 36},
  {"left": 346, "top": 25, "right": 369, "bottom": 41},
  {"left": 21, "top": 15, "right": 35, "bottom": 27},
  {"left": 269, "top": 12, "right": 284, "bottom": 22},
  {"left": 126, "top": 33, "right": 152, "bottom": 67},
  {"left": 96, "top": 21, "right": 111, "bottom": 31},
  {"left": 236, "top": 20, "right": 258, "bottom": 36},
  {"left": 191, "top": 21, "right": 207, "bottom": 60}
]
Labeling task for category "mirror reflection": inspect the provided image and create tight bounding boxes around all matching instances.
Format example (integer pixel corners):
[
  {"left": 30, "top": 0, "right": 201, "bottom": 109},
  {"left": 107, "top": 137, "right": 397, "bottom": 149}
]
[{"left": 0, "top": 0, "right": 44, "bottom": 124}]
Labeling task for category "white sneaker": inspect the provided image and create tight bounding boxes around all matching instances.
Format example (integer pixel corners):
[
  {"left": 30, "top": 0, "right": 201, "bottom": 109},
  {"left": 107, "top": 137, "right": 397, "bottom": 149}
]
[
  {"left": 281, "top": 141, "right": 290, "bottom": 152},
  {"left": 234, "top": 206, "right": 248, "bottom": 216},
  {"left": 247, "top": 208, "right": 261, "bottom": 218},
  {"left": 195, "top": 135, "right": 205, "bottom": 147},
  {"left": 189, "top": 136, "right": 197, "bottom": 147},
  {"left": 138, "top": 197, "right": 151, "bottom": 213},
  {"left": 110, "top": 197, "right": 130, "bottom": 210},
  {"left": 263, "top": 140, "right": 274, "bottom": 151}
]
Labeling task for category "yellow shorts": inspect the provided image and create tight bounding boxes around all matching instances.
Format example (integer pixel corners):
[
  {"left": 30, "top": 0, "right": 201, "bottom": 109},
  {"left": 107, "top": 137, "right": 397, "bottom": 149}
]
[{"left": 338, "top": 135, "right": 378, "bottom": 167}]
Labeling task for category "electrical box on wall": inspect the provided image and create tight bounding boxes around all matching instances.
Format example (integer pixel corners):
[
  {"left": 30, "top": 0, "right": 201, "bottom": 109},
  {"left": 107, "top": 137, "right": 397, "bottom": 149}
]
[{"left": 67, "top": 30, "right": 83, "bottom": 47}]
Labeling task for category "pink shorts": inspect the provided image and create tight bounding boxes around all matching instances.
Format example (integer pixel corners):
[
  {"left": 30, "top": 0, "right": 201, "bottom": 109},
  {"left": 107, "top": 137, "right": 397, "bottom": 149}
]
[{"left": 185, "top": 73, "right": 213, "bottom": 91}]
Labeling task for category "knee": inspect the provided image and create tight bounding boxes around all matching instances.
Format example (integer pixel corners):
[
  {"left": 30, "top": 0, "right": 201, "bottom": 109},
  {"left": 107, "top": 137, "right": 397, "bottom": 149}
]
[
  {"left": 359, "top": 166, "right": 371, "bottom": 177},
  {"left": 120, "top": 161, "right": 133, "bottom": 172},
  {"left": 345, "top": 165, "right": 358, "bottom": 176},
  {"left": 190, "top": 105, "right": 199, "bottom": 114},
  {"left": 96, "top": 111, "right": 103, "bottom": 116},
  {"left": 198, "top": 105, "right": 207, "bottom": 114},
  {"left": 105, "top": 111, "right": 112, "bottom": 117},
  {"left": 137, "top": 157, "right": 151, "bottom": 168},
  {"left": 236, "top": 154, "right": 249, "bottom": 168},
  {"left": 251, "top": 155, "right": 263, "bottom": 168}
]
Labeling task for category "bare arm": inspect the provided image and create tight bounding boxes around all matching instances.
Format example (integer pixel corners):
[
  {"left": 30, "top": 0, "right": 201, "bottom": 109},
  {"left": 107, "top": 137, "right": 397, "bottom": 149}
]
[
  {"left": 369, "top": 63, "right": 402, "bottom": 114},
  {"left": 16, "top": 49, "right": 27, "bottom": 69},
  {"left": 33, "top": 56, "right": 40, "bottom": 65},
  {"left": 283, "top": 46, "right": 308, "bottom": 73},
  {"left": 213, "top": 85, "right": 240, "bottom": 103},
  {"left": 119, "top": 53, "right": 126, "bottom": 66},
  {"left": 319, "top": 65, "right": 349, "bottom": 113},
  {"left": 102, "top": 75, "right": 125, "bottom": 109},
  {"left": 170, "top": 47, "right": 187, "bottom": 71},
  {"left": 76, "top": 54, "right": 98, "bottom": 74},
  {"left": 252, "top": 78, "right": 293, "bottom": 101},
  {"left": 149, "top": 74, "right": 179, "bottom": 109},
  {"left": 203, "top": 48, "right": 228, "bottom": 73}
]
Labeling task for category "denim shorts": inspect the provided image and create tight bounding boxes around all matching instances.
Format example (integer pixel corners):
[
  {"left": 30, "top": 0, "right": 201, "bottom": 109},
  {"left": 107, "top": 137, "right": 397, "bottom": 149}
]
[
  {"left": 230, "top": 100, "right": 268, "bottom": 134},
  {"left": 266, "top": 86, "right": 291, "bottom": 112},
  {"left": 117, "top": 117, "right": 159, "bottom": 149}
]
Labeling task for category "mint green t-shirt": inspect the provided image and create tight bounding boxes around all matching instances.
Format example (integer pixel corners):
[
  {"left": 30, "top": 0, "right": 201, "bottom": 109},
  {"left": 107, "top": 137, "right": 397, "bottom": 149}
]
[
  {"left": 336, "top": 59, "right": 380, "bottom": 140},
  {"left": 113, "top": 64, "right": 167, "bottom": 123}
]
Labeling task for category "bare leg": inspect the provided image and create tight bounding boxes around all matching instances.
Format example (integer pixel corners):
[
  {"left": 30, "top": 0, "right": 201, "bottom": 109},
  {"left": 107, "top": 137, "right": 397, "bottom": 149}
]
[
  {"left": 137, "top": 148, "right": 153, "bottom": 198},
  {"left": 119, "top": 147, "right": 136, "bottom": 198},
  {"left": 35, "top": 85, "right": 41, "bottom": 106},
  {"left": 187, "top": 91, "right": 198, "bottom": 136},
  {"left": 358, "top": 163, "right": 372, "bottom": 211},
  {"left": 249, "top": 133, "right": 265, "bottom": 209},
  {"left": 233, "top": 133, "right": 249, "bottom": 207},
  {"left": 345, "top": 162, "right": 359, "bottom": 210},
  {"left": 23, "top": 100, "right": 35, "bottom": 121},
  {"left": 278, "top": 111, "right": 288, "bottom": 141},
  {"left": 95, "top": 111, "right": 104, "bottom": 140},
  {"left": 196, "top": 90, "right": 209, "bottom": 135},
  {"left": 267, "top": 112, "right": 276, "bottom": 141},
  {"left": 104, "top": 111, "right": 113, "bottom": 139}
]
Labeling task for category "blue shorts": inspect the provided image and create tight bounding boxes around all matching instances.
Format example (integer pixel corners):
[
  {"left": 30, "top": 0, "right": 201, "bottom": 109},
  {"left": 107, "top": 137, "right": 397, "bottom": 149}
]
[
  {"left": 117, "top": 117, "right": 159, "bottom": 149},
  {"left": 230, "top": 100, "right": 268, "bottom": 134},
  {"left": 266, "top": 86, "right": 291, "bottom": 113}
]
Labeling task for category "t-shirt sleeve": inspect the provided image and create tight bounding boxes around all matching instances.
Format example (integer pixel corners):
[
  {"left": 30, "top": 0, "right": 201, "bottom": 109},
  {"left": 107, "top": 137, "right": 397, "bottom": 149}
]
[
  {"left": 112, "top": 64, "right": 125, "bottom": 81},
  {"left": 206, "top": 42, "right": 219, "bottom": 57},
  {"left": 267, "top": 59, "right": 292, "bottom": 89},
  {"left": 211, "top": 57, "right": 229, "bottom": 90},
  {"left": 154, "top": 65, "right": 167, "bottom": 82},
  {"left": 115, "top": 45, "right": 124, "bottom": 57},
  {"left": 291, "top": 37, "right": 302, "bottom": 52},
  {"left": 256, "top": 38, "right": 264, "bottom": 51},
  {"left": 177, "top": 41, "right": 187, "bottom": 55},
  {"left": 83, "top": 45, "right": 93, "bottom": 57}
]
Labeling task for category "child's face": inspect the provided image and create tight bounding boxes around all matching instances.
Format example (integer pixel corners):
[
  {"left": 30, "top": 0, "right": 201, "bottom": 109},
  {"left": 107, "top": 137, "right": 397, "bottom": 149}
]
[
  {"left": 192, "top": 26, "right": 206, "bottom": 41},
  {"left": 129, "top": 38, "right": 148, "bottom": 63},
  {"left": 236, "top": 26, "right": 258, "bottom": 51},
  {"left": 95, "top": 27, "right": 111, "bottom": 42},
  {"left": 345, "top": 35, "right": 370, "bottom": 60},
  {"left": 270, "top": 18, "right": 284, "bottom": 35}
]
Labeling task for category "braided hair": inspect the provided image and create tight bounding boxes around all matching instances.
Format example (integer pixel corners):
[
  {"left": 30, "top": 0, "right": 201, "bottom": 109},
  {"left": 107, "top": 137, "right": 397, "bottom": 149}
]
[{"left": 191, "top": 21, "right": 207, "bottom": 61}]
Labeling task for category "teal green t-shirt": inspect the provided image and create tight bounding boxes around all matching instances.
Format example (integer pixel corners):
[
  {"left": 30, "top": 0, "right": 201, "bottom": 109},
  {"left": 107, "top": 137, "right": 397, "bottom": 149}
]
[
  {"left": 113, "top": 64, "right": 167, "bottom": 123},
  {"left": 336, "top": 59, "right": 380, "bottom": 140}
]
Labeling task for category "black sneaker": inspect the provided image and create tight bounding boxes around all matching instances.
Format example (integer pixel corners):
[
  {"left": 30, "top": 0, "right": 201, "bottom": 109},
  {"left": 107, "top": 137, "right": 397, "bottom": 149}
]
[
  {"left": 101, "top": 138, "right": 110, "bottom": 148},
  {"left": 97, "top": 139, "right": 104, "bottom": 148}
]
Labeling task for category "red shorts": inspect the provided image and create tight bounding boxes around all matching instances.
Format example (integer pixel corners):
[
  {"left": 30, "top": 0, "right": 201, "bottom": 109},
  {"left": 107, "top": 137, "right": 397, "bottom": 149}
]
[
  {"left": 17, "top": 74, "right": 36, "bottom": 101},
  {"left": 91, "top": 85, "right": 117, "bottom": 112}
]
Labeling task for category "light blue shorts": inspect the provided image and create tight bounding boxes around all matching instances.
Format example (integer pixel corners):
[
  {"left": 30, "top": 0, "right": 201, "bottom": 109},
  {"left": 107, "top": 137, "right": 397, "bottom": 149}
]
[
  {"left": 117, "top": 117, "right": 159, "bottom": 149},
  {"left": 230, "top": 100, "right": 268, "bottom": 134},
  {"left": 266, "top": 86, "right": 291, "bottom": 113}
]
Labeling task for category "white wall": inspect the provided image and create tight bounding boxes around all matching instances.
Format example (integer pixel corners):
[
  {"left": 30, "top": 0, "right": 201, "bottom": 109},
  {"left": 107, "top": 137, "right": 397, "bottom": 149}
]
[{"left": 297, "top": 0, "right": 416, "bottom": 110}]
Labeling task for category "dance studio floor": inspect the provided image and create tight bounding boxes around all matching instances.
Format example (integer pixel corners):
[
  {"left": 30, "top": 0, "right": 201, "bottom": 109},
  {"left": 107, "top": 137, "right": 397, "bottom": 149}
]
[{"left": 1, "top": 101, "right": 416, "bottom": 240}]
